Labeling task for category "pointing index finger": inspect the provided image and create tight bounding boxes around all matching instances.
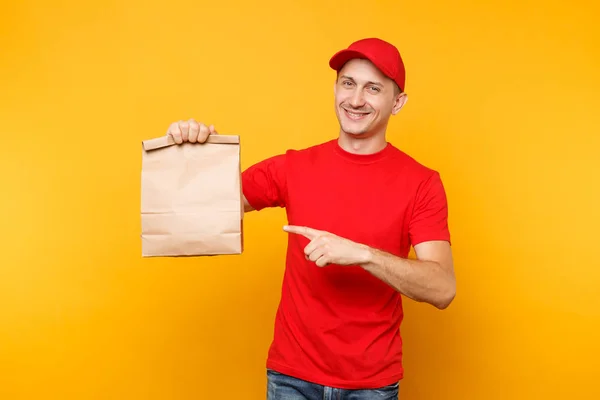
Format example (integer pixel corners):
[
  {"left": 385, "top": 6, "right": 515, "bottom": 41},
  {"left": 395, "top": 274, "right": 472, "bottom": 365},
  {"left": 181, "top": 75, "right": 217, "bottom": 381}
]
[{"left": 283, "top": 225, "right": 321, "bottom": 240}]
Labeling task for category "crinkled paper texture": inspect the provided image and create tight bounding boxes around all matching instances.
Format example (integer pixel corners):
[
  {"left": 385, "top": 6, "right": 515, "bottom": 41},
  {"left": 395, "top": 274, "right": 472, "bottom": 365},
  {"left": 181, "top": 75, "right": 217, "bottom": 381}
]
[{"left": 140, "top": 135, "right": 243, "bottom": 257}]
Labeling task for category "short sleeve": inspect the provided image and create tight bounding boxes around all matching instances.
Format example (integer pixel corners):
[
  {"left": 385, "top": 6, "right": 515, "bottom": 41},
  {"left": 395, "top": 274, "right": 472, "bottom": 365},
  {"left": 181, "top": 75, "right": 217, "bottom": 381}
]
[
  {"left": 408, "top": 171, "right": 451, "bottom": 246},
  {"left": 241, "top": 154, "right": 288, "bottom": 211}
]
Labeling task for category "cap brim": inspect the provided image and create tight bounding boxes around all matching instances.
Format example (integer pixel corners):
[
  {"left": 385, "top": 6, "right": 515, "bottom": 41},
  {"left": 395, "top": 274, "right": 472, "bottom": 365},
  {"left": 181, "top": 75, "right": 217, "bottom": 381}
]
[{"left": 329, "top": 49, "right": 371, "bottom": 71}]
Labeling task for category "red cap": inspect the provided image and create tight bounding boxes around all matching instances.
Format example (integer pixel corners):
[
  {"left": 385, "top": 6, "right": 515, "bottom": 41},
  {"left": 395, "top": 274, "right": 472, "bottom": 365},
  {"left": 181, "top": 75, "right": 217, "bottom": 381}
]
[{"left": 329, "top": 38, "right": 406, "bottom": 92}]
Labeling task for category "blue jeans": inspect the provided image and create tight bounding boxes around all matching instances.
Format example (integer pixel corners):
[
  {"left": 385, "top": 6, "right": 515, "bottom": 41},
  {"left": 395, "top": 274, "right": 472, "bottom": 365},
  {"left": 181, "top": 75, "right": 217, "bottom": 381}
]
[{"left": 267, "top": 369, "right": 400, "bottom": 400}]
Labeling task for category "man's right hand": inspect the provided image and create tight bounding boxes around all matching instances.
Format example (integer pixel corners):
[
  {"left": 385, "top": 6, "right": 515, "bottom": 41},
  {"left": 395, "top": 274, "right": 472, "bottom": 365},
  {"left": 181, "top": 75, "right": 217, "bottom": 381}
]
[
  {"left": 166, "top": 118, "right": 255, "bottom": 213},
  {"left": 167, "top": 119, "right": 218, "bottom": 144}
]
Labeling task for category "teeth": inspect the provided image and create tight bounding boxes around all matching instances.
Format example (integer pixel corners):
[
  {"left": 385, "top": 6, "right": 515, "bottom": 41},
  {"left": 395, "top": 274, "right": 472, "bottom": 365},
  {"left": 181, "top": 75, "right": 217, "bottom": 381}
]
[{"left": 347, "top": 111, "right": 365, "bottom": 117}]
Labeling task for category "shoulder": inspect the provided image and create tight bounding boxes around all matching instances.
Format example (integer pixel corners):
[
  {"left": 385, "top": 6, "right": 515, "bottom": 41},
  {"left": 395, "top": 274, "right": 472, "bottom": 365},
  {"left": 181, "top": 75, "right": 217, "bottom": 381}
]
[
  {"left": 286, "top": 139, "right": 335, "bottom": 154},
  {"left": 282, "top": 139, "right": 337, "bottom": 162},
  {"left": 243, "top": 140, "right": 335, "bottom": 176},
  {"left": 244, "top": 140, "right": 333, "bottom": 170},
  {"left": 387, "top": 143, "right": 441, "bottom": 180},
  {"left": 385, "top": 144, "right": 448, "bottom": 203}
]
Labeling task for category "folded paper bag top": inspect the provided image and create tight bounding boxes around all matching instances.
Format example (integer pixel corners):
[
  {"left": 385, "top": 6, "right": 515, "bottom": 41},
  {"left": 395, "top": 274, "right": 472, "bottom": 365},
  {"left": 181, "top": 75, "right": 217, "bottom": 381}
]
[{"left": 140, "top": 134, "right": 244, "bottom": 257}]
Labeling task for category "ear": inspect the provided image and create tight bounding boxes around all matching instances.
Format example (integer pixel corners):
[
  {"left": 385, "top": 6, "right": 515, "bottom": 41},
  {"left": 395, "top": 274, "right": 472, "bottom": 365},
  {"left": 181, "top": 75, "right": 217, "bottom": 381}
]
[{"left": 391, "top": 92, "right": 408, "bottom": 115}]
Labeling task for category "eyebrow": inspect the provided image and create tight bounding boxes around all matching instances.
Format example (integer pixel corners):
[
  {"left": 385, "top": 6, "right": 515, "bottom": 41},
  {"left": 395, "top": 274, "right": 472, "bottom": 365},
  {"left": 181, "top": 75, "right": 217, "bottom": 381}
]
[{"left": 340, "top": 75, "right": 384, "bottom": 87}]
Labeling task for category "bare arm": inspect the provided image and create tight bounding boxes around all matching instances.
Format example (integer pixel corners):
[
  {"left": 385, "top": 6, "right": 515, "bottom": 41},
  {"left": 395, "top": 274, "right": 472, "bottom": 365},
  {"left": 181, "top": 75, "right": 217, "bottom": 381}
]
[
  {"left": 283, "top": 225, "right": 456, "bottom": 310},
  {"left": 360, "top": 240, "right": 456, "bottom": 309},
  {"left": 243, "top": 195, "right": 255, "bottom": 213}
]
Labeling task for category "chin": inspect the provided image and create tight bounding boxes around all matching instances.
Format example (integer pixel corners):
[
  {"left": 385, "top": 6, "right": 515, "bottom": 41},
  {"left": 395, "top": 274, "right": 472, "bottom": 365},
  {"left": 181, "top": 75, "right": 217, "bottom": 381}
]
[
  {"left": 340, "top": 122, "right": 371, "bottom": 136},
  {"left": 342, "top": 128, "right": 368, "bottom": 136}
]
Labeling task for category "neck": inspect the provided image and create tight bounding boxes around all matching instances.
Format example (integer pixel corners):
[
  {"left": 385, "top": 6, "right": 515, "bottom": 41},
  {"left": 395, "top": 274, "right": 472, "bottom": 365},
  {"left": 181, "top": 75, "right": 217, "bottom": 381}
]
[{"left": 337, "top": 131, "right": 388, "bottom": 155}]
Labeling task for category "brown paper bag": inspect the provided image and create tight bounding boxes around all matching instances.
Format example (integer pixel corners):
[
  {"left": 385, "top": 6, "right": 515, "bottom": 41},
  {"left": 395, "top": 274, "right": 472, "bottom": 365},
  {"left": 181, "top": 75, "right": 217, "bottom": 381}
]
[{"left": 140, "top": 134, "right": 243, "bottom": 257}]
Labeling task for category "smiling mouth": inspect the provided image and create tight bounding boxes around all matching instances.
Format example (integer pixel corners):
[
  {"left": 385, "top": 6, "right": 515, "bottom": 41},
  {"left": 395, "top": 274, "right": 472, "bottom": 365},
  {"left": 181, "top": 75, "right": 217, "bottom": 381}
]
[{"left": 343, "top": 108, "right": 371, "bottom": 120}]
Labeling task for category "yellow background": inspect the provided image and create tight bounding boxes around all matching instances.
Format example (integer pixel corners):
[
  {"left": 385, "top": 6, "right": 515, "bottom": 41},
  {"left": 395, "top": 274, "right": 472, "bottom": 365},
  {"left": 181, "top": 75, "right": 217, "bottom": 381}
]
[{"left": 1, "top": 0, "right": 599, "bottom": 398}]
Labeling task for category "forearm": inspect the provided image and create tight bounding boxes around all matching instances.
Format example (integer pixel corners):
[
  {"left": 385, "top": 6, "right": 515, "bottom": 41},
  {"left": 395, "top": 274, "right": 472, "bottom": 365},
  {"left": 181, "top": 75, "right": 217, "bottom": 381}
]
[
  {"left": 243, "top": 195, "right": 255, "bottom": 213},
  {"left": 360, "top": 247, "right": 456, "bottom": 309}
]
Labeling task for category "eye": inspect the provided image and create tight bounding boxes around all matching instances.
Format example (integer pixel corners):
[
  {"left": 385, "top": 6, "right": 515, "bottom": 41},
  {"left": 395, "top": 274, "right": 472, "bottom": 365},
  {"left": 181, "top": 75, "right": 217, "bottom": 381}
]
[
  {"left": 368, "top": 86, "right": 381, "bottom": 93},
  {"left": 342, "top": 80, "right": 354, "bottom": 87}
]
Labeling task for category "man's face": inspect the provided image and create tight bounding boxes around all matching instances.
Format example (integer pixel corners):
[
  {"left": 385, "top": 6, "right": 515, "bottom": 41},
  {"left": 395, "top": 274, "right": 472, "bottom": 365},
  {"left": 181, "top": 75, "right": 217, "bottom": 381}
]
[{"left": 334, "top": 58, "right": 404, "bottom": 138}]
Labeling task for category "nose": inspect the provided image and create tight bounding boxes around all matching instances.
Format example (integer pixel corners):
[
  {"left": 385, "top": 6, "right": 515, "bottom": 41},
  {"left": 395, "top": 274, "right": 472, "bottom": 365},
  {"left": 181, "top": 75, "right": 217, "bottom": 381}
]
[{"left": 349, "top": 88, "right": 366, "bottom": 108}]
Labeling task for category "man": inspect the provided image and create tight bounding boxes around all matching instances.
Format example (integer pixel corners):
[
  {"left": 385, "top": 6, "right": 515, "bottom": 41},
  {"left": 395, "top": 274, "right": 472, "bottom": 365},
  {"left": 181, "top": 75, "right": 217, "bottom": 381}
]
[{"left": 166, "top": 38, "right": 456, "bottom": 400}]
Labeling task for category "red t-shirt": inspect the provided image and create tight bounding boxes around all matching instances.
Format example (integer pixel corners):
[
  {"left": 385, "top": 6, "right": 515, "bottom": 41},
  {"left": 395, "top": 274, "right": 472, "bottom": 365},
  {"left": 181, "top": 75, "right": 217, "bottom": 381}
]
[{"left": 242, "top": 138, "right": 451, "bottom": 389}]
